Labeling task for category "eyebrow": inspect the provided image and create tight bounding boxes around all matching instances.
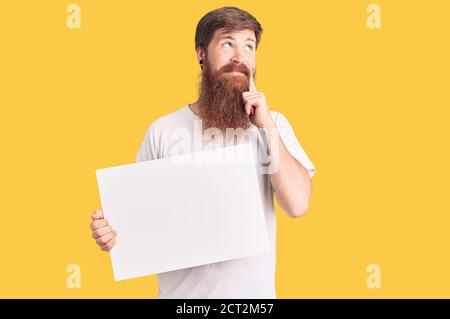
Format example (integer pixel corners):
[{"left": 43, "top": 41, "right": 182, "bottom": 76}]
[{"left": 218, "top": 35, "right": 256, "bottom": 43}]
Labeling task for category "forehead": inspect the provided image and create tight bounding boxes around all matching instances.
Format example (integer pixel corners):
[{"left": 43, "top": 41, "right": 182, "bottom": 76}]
[{"left": 213, "top": 28, "right": 256, "bottom": 42}]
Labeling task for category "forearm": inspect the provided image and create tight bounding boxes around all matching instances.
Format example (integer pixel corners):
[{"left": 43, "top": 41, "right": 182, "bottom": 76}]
[{"left": 263, "top": 124, "right": 312, "bottom": 218}]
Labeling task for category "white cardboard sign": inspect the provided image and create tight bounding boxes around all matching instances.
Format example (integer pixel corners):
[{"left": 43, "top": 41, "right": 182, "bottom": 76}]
[{"left": 96, "top": 143, "right": 269, "bottom": 281}]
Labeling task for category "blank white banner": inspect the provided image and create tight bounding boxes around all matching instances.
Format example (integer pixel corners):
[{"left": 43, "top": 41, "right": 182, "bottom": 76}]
[{"left": 96, "top": 143, "right": 269, "bottom": 281}]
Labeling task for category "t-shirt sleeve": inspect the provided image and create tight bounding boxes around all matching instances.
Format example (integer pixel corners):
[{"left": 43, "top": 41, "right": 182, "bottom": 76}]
[
  {"left": 274, "top": 112, "right": 316, "bottom": 178},
  {"left": 135, "top": 124, "right": 159, "bottom": 162}
]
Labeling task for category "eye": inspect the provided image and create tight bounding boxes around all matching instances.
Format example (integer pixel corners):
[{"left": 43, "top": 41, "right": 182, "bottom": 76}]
[
  {"left": 245, "top": 44, "right": 255, "bottom": 51},
  {"left": 222, "top": 41, "right": 232, "bottom": 48}
]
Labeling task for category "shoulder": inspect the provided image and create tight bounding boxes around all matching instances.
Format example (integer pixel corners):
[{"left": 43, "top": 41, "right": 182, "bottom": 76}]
[
  {"left": 149, "top": 107, "right": 189, "bottom": 129},
  {"left": 269, "top": 110, "right": 299, "bottom": 139},
  {"left": 269, "top": 110, "right": 290, "bottom": 127},
  {"left": 144, "top": 106, "right": 190, "bottom": 136}
]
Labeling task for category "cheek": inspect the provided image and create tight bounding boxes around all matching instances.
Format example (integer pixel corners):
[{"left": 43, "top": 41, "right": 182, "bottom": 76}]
[
  {"left": 208, "top": 55, "right": 227, "bottom": 72},
  {"left": 244, "top": 57, "right": 256, "bottom": 73},
  {"left": 215, "top": 62, "right": 231, "bottom": 74},
  {"left": 215, "top": 55, "right": 231, "bottom": 68},
  {"left": 249, "top": 58, "right": 256, "bottom": 69},
  {"left": 215, "top": 49, "right": 234, "bottom": 62}
]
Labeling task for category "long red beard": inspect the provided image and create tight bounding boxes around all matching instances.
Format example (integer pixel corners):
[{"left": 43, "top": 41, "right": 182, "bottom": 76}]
[{"left": 197, "top": 60, "right": 252, "bottom": 132}]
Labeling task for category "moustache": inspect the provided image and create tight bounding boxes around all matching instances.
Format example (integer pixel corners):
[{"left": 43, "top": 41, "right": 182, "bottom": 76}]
[{"left": 219, "top": 63, "right": 251, "bottom": 77}]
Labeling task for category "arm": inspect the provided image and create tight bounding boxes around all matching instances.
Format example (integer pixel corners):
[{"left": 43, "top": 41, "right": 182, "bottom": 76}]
[
  {"left": 263, "top": 124, "right": 312, "bottom": 218},
  {"left": 243, "top": 74, "right": 313, "bottom": 218}
]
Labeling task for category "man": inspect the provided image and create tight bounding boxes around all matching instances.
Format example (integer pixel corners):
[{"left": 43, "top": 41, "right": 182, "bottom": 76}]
[{"left": 90, "top": 6, "right": 316, "bottom": 298}]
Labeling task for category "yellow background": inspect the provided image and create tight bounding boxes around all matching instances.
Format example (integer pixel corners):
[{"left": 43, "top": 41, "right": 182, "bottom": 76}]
[{"left": 0, "top": 0, "right": 449, "bottom": 298}]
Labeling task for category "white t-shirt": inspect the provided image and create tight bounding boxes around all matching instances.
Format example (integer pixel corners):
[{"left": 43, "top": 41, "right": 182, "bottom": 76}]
[{"left": 135, "top": 104, "right": 316, "bottom": 299}]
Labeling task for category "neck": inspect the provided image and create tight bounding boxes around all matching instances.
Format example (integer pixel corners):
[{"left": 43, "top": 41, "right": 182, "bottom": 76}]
[{"left": 189, "top": 100, "right": 201, "bottom": 116}]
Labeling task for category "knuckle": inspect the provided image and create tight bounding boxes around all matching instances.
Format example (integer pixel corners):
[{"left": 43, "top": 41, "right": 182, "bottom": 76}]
[{"left": 107, "top": 240, "right": 116, "bottom": 250}]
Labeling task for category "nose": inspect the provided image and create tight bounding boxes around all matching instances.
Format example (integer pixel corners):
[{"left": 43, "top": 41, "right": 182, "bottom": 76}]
[
  {"left": 230, "top": 51, "right": 252, "bottom": 76},
  {"left": 230, "top": 47, "right": 245, "bottom": 65}
]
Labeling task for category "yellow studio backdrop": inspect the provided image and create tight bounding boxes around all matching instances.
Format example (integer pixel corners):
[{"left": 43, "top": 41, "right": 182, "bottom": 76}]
[{"left": 0, "top": 0, "right": 449, "bottom": 298}]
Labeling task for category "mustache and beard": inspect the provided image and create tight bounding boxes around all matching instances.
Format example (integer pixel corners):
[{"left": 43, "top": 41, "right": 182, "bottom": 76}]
[{"left": 197, "top": 59, "right": 254, "bottom": 132}]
